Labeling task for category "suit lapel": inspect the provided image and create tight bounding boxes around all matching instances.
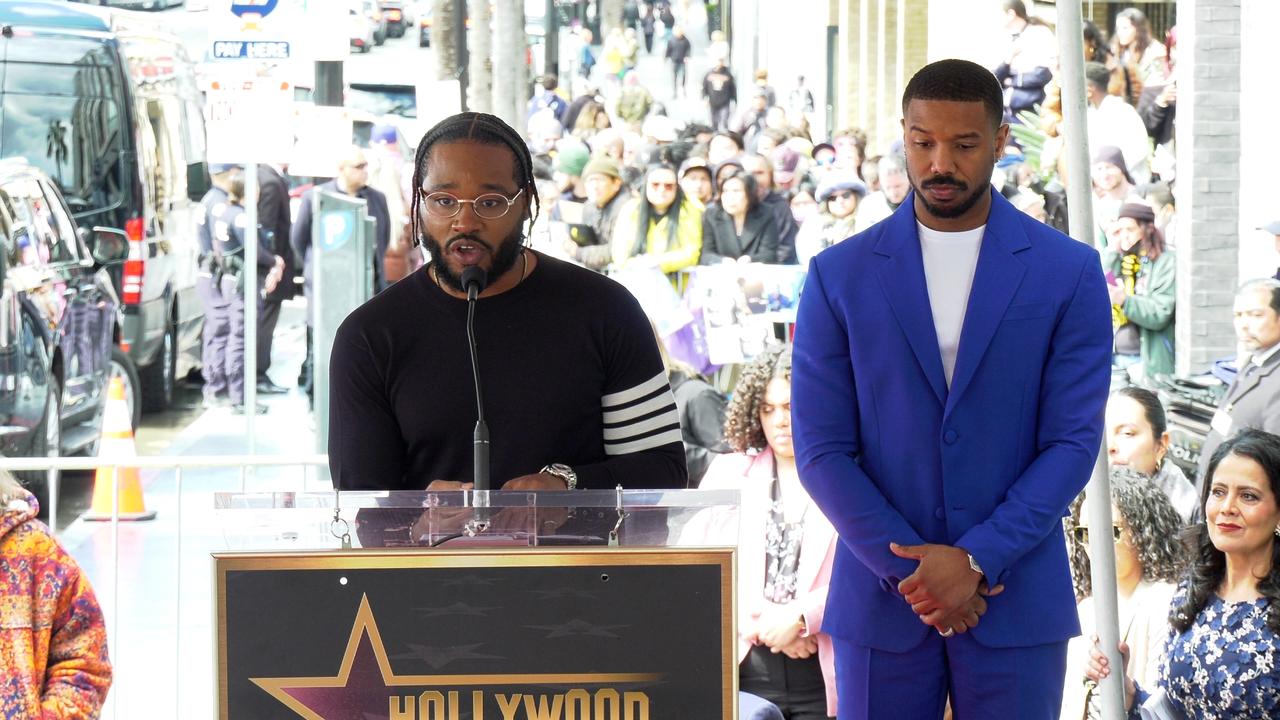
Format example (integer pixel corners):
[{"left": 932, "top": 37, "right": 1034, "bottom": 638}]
[
  {"left": 945, "top": 191, "right": 1030, "bottom": 415},
  {"left": 1228, "top": 351, "right": 1280, "bottom": 406},
  {"left": 875, "top": 198, "right": 948, "bottom": 407}
]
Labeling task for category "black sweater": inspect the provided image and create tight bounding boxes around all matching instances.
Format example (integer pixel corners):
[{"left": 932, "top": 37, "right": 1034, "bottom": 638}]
[{"left": 328, "top": 252, "right": 688, "bottom": 491}]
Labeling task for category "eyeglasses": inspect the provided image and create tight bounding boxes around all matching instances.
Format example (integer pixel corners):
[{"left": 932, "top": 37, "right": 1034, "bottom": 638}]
[
  {"left": 1071, "top": 525, "right": 1123, "bottom": 545},
  {"left": 648, "top": 181, "right": 676, "bottom": 191},
  {"left": 419, "top": 188, "right": 525, "bottom": 219}
]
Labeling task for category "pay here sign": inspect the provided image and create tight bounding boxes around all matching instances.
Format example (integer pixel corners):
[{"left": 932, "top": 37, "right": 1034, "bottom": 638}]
[{"left": 209, "top": 0, "right": 349, "bottom": 62}]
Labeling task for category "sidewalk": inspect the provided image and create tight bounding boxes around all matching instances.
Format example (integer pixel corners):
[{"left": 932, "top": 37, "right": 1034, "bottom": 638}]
[
  {"left": 596, "top": 2, "right": 716, "bottom": 130},
  {"left": 58, "top": 300, "right": 331, "bottom": 718}
]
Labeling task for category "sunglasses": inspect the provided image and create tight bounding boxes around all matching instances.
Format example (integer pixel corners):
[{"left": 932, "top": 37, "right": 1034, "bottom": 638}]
[
  {"left": 1071, "top": 525, "right": 1123, "bottom": 545},
  {"left": 829, "top": 190, "right": 857, "bottom": 202}
]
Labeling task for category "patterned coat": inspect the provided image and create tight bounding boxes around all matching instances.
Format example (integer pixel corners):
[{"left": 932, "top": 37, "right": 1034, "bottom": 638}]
[{"left": 0, "top": 491, "right": 111, "bottom": 718}]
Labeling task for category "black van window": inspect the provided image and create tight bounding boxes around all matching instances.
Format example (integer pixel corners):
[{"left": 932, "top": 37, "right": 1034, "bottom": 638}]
[{"left": 0, "top": 37, "right": 125, "bottom": 214}]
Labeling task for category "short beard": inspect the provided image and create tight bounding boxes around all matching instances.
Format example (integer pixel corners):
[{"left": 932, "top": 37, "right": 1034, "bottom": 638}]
[
  {"left": 909, "top": 168, "right": 991, "bottom": 220},
  {"left": 425, "top": 226, "right": 526, "bottom": 293}
]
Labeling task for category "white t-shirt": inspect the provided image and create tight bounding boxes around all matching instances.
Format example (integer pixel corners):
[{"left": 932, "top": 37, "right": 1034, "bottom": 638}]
[{"left": 918, "top": 222, "right": 985, "bottom": 387}]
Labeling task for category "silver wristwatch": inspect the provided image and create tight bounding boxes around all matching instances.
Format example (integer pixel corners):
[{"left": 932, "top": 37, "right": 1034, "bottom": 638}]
[
  {"left": 540, "top": 463, "right": 578, "bottom": 490},
  {"left": 966, "top": 552, "right": 984, "bottom": 578}
]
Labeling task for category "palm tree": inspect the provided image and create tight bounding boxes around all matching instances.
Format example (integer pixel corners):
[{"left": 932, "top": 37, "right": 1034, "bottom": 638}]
[
  {"left": 467, "top": 0, "right": 493, "bottom": 113},
  {"left": 45, "top": 120, "right": 69, "bottom": 186},
  {"left": 491, "top": 0, "right": 526, "bottom": 128},
  {"left": 433, "top": 0, "right": 460, "bottom": 83},
  {"left": 600, "top": 0, "right": 624, "bottom": 36}
]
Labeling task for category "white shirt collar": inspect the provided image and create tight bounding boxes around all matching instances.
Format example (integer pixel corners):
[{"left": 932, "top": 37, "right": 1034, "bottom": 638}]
[{"left": 1253, "top": 342, "right": 1280, "bottom": 366}]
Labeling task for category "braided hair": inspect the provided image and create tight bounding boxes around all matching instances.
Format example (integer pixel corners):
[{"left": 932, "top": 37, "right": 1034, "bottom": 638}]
[{"left": 409, "top": 112, "right": 542, "bottom": 247}]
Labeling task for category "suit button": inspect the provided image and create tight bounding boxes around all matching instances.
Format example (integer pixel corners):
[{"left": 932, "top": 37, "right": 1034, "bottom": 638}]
[
  {"left": 934, "top": 506, "right": 945, "bottom": 520},
  {"left": 944, "top": 429, "right": 958, "bottom": 444}
]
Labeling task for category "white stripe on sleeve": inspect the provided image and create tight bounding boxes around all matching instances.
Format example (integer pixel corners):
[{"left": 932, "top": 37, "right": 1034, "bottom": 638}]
[
  {"left": 604, "top": 428, "right": 685, "bottom": 456},
  {"left": 602, "top": 372, "right": 670, "bottom": 408},
  {"left": 602, "top": 407, "right": 682, "bottom": 441}
]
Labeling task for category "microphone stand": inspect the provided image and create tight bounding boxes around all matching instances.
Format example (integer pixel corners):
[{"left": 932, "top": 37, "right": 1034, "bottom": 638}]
[{"left": 461, "top": 266, "right": 490, "bottom": 537}]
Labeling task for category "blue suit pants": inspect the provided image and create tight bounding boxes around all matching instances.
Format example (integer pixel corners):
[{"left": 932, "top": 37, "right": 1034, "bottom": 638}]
[{"left": 834, "top": 632, "right": 1068, "bottom": 720}]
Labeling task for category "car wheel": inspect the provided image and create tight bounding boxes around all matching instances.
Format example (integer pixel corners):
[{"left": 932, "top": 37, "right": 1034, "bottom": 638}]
[
  {"left": 17, "top": 378, "right": 61, "bottom": 520},
  {"left": 139, "top": 317, "right": 176, "bottom": 413},
  {"left": 110, "top": 347, "right": 142, "bottom": 430}
]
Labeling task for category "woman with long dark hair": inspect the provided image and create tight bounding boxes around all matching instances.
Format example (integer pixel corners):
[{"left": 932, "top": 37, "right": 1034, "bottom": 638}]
[
  {"left": 1111, "top": 7, "right": 1167, "bottom": 87},
  {"left": 610, "top": 163, "right": 703, "bottom": 274},
  {"left": 1088, "top": 429, "right": 1280, "bottom": 718},
  {"left": 1105, "top": 202, "right": 1175, "bottom": 378},
  {"left": 700, "top": 172, "right": 780, "bottom": 265}
]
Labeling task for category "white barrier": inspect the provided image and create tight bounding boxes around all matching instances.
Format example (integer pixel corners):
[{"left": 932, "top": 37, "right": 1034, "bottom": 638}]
[{"left": 0, "top": 454, "right": 329, "bottom": 719}]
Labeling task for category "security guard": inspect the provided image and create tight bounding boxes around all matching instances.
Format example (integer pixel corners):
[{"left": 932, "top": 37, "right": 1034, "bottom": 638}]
[
  {"left": 209, "top": 172, "right": 285, "bottom": 415},
  {"left": 195, "top": 165, "right": 239, "bottom": 408}
]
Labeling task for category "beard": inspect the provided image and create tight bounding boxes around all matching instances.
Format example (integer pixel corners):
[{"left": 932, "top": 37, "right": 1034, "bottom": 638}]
[
  {"left": 908, "top": 166, "right": 991, "bottom": 220},
  {"left": 425, "top": 226, "right": 526, "bottom": 293}
]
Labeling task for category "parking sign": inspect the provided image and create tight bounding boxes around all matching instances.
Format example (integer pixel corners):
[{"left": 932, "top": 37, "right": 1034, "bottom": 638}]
[{"left": 209, "top": 0, "right": 349, "bottom": 63}]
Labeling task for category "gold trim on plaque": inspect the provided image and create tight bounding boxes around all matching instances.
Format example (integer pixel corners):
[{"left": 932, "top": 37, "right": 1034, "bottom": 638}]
[{"left": 217, "top": 547, "right": 736, "bottom": 720}]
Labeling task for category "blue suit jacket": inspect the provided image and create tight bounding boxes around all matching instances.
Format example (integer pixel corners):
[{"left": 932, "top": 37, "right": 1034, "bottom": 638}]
[{"left": 792, "top": 189, "right": 1111, "bottom": 651}]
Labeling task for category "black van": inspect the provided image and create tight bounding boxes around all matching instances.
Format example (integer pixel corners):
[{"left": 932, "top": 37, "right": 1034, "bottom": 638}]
[
  {"left": 0, "top": 157, "right": 129, "bottom": 507},
  {"left": 0, "top": 1, "right": 208, "bottom": 413}
]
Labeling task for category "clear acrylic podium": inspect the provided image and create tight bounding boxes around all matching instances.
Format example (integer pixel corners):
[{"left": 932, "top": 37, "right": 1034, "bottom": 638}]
[
  {"left": 213, "top": 490, "right": 743, "bottom": 718},
  {"left": 212, "top": 488, "right": 741, "bottom": 550}
]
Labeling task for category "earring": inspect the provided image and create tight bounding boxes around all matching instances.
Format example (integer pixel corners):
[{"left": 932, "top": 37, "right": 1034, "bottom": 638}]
[{"left": 1275, "top": 526, "right": 1280, "bottom": 538}]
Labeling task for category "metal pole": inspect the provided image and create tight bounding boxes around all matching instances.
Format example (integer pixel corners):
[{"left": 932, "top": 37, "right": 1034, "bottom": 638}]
[
  {"left": 244, "top": 163, "right": 258, "bottom": 453},
  {"left": 1057, "top": 5, "right": 1123, "bottom": 717},
  {"left": 1057, "top": 0, "right": 1098, "bottom": 247}
]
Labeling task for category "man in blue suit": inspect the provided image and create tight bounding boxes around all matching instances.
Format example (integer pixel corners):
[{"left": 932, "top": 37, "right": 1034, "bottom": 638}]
[{"left": 792, "top": 59, "right": 1111, "bottom": 719}]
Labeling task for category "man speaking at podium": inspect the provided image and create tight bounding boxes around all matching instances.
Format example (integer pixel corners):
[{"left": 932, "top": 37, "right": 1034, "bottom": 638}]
[{"left": 328, "top": 112, "right": 687, "bottom": 497}]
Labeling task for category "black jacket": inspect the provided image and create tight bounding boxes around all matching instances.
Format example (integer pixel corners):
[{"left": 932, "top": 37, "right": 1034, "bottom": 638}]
[
  {"left": 669, "top": 371, "right": 729, "bottom": 487},
  {"left": 761, "top": 191, "right": 799, "bottom": 264},
  {"left": 699, "top": 203, "right": 779, "bottom": 265},
  {"left": 257, "top": 164, "right": 297, "bottom": 301},
  {"left": 290, "top": 180, "right": 392, "bottom": 302}
]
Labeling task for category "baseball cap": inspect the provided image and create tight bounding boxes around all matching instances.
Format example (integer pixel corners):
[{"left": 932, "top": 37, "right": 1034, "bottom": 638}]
[
  {"left": 772, "top": 148, "right": 801, "bottom": 185},
  {"left": 582, "top": 156, "right": 622, "bottom": 181}
]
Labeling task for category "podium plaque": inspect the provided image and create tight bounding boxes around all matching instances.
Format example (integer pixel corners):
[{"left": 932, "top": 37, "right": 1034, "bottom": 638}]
[{"left": 216, "top": 547, "right": 735, "bottom": 719}]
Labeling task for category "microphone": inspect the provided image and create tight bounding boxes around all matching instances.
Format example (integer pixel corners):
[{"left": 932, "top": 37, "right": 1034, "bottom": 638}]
[{"left": 460, "top": 266, "right": 490, "bottom": 535}]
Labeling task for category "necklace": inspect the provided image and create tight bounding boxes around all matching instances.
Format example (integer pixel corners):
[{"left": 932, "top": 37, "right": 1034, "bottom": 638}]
[{"left": 432, "top": 249, "right": 528, "bottom": 294}]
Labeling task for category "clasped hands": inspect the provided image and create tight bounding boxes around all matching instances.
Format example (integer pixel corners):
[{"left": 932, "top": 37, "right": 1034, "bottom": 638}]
[
  {"left": 412, "top": 474, "right": 571, "bottom": 541},
  {"left": 744, "top": 606, "right": 819, "bottom": 660},
  {"left": 889, "top": 542, "right": 1004, "bottom": 637}
]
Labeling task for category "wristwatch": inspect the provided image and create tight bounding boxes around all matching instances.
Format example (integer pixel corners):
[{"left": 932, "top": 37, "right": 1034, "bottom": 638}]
[
  {"left": 540, "top": 463, "right": 578, "bottom": 490},
  {"left": 966, "top": 552, "right": 984, "bottom": 578}
]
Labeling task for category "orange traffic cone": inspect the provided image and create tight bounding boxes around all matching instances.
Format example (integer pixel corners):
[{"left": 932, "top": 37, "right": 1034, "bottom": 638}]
[{"left": 84, "top": 377, "right": 156, "bottom": 521}]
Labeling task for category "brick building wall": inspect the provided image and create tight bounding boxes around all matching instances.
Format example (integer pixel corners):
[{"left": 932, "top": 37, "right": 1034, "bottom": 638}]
[{"left": 1175, "top": 0, "right": 1241, "bottom": 373}]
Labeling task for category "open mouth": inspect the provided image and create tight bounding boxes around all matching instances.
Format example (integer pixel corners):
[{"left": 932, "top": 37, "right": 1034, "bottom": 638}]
[{"left": 448, "top": 238, "right": 489, "bottom": 265}]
